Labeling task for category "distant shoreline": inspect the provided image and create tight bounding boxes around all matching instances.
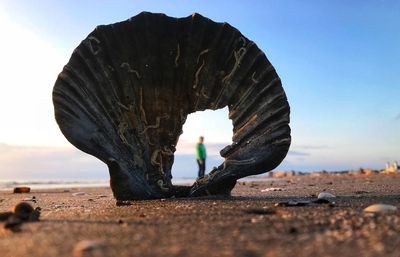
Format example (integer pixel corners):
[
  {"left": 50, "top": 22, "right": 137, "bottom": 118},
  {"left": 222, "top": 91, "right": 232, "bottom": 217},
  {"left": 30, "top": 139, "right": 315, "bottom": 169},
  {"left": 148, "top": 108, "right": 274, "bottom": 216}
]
[{"left": 1, "top": 168, "right": 398, "bottom": 191}]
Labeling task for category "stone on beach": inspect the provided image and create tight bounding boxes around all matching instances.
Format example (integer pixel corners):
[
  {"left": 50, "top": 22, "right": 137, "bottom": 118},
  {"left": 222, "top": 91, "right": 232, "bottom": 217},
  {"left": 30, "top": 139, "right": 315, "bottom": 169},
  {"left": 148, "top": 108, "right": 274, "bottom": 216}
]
[
  {"left": 23, "top": 196, "right": 37, "bottom": 203},
  {"left": 245, "top": 207, "right": 277, "bottom": 215},
  {"left": 73, "top": 240, "right": 107, "bottom": 257},
  {"left": 261, "top": 187, "right": 285, "bottom": 192},
  {"left": 275, "top": 201, "right": 311, "bottom": 207},
  {"left": 2, "top": 202, "right": 41, "bottom": 232},
  {"left": 317, "top": 192, "right": 336, "bottom": 200},
  {"left": 72, "top": 192, "right": 88, "bottom": 196},
  {"left": 363, "top": 204, "right": 398, "bottom": 213}
]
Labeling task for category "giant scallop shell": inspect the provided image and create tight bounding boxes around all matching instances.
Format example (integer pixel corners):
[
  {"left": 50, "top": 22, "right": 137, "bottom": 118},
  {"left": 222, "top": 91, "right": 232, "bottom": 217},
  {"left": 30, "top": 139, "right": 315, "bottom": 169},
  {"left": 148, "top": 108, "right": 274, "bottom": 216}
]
[{"left": 53, "top": 12, "right": 291, "bottom": 200}]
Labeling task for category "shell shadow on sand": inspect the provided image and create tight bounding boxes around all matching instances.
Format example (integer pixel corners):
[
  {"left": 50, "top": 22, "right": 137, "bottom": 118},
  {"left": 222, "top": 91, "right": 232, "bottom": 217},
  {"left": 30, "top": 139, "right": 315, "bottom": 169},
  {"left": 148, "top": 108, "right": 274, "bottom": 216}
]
[{"left": 53, "top": 12, "right": 291, "bottom": 200}]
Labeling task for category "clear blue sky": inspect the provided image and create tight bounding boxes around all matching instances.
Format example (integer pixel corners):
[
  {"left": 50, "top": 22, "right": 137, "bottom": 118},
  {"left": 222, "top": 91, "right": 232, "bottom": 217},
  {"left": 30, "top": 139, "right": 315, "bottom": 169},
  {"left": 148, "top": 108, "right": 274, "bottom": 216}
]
[{"left": 0, "top": 1, "right": 399, "bottom": 180}]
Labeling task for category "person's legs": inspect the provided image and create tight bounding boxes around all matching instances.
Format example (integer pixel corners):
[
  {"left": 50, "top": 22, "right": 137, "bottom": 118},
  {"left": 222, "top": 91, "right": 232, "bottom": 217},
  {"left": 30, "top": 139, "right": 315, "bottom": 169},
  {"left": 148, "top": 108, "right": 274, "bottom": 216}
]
[
  {"left": 197, "top": 160, "right": 202, "bottom": 178},
  {"left": 197, "top": 160, "right": 205, "bottom": 178}
]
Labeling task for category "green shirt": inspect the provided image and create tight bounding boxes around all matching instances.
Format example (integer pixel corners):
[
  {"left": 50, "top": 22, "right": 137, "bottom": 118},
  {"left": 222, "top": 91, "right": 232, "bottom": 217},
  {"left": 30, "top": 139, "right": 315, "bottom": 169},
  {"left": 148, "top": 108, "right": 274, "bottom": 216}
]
[{"left": 196, "top": 143, "right": 206, "bottom": 160}]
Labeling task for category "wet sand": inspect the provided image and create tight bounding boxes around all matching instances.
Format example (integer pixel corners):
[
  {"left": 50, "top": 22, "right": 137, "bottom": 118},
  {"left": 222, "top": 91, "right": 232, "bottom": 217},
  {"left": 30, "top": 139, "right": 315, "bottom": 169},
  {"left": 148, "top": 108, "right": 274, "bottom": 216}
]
[{"left": 0, "top": 174, "right": 399, "bottom": 257}]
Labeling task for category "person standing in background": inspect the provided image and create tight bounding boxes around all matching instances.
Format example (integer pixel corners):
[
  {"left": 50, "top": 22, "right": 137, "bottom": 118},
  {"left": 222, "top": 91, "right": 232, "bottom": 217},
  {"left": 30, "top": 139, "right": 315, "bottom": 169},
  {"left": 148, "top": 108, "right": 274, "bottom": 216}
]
[{"left": 196, "top": 136, "right": 207, "bottom": 178}]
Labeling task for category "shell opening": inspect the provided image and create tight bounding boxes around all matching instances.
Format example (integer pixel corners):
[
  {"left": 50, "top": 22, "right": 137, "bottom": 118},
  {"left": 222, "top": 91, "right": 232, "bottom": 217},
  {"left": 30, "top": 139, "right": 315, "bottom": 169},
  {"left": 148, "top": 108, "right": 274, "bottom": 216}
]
[{"left": 171, "top": 107, "right": 233, "bottom": 183}]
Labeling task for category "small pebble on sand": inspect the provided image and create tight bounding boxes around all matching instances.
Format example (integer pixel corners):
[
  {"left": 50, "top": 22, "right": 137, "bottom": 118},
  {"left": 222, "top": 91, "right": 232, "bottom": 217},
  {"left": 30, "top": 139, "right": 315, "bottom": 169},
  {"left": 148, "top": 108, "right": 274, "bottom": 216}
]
[
  {"left": 317, "top": 192, "right": 336, "bottom": 200},
  {"left": 72, "top": 192, "right": 88, "bottom": 196},
  {"left": 363, "top": 204, "right": 398, "bottom": 213},
  {"left": 23, "top": 196, "right": 37, "bottom": 203},
  {"left": 73, "top": 240, "right": 105, "bottom": 257},
  {"left": 14, "top": 202, "right": 35, "bottom": 220},
  {"left": 3, "top": 202, "right": 40, "bottom": 232},
  {"left": 261, "top": 187, "right": 284, "bottom": 192},
  {"left": 245, "top": 207, "right": 276, "bottom": 215},
  {"left": 15, "top": 202, "right": 40, "bottom": 221},
  {"left": 275, "top": 201, "right": 311, "bottom": 207},
  {"left": 116, "top": 200, "right": 134, "bottom": 206}
]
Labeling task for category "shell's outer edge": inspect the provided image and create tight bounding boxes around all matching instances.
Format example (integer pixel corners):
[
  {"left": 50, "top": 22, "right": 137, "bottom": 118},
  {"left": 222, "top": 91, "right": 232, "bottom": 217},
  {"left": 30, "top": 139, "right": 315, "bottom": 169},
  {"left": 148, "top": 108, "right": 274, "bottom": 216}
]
[{"left": 52, "top": 12, "right": 291, "bottom": 200}]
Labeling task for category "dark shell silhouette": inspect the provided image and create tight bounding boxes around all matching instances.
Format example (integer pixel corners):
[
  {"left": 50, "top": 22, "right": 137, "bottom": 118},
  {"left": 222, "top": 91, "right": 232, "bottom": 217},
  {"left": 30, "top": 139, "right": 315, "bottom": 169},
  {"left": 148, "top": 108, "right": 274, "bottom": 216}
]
[{"left": 53, "top": 12, "right": 291, "bottom": 200}]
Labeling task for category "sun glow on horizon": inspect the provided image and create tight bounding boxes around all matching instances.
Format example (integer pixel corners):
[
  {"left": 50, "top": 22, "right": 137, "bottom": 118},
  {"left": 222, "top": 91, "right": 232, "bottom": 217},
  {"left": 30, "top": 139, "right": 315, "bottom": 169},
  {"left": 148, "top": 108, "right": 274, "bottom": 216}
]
[{"left": 0, "top": 7, "right": 70, "bottom": 147}]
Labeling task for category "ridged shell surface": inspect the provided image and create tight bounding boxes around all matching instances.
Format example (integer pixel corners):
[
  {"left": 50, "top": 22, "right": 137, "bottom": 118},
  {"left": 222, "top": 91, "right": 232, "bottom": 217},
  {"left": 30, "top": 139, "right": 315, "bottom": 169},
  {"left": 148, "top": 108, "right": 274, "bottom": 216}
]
[{"left": 53, "top": 12, "right": 291, "bottom": 200}]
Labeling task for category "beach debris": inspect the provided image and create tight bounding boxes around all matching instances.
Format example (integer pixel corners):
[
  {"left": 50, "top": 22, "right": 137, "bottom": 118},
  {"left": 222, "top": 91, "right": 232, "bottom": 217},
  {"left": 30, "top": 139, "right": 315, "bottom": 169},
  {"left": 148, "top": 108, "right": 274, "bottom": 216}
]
[
  {"left": 261, "top": 187, "right": 285, "bottom": 192},
  {"left": 317, "top": 192, "right": 336, "bottom": 200},
  {"left": 23, "top": 196, "right": 37, "bottom": 203},
  {"left": 52, "top": 201, "right": 65, "bottom": 209},
  {"left": 13, "top": 186, "right": 31, "bottom": 193},
  {"left": 249, "top": 183, "right": 259, "bottom": 188},
  {"left": 2, "top": 202, "right": 40, "bottom": 232},
  {"left": 14, "top": 202, "right": 40, "bottom": 221},
  {"left": 275, "top": 202, "right": 289, "bottom": 207},
  {"left": 53, "top": 12, "right": 291, "bottom": 200},
  {"left": 250, "top": 217, "right": 263, "bottom": 223},
  {"left": 116, "top": 200, "right": 134, "bottom": 206},
  {"left": 275, "top": 194, "right": 337, "bottom": 207},
  {"left": 328, "top": 202, "right": 336, "bottom": 207},
  {"left": 290, "top": 201, "right": 311, "bottom": 206},
  {"left": 354, "top": 190, "right": 369, "bottom": 194},
  {"left": 363, "top": 204, "right": 398, "bottom": 214},
  {"left": 72, "top": 192, "right": 88, "bottom": 196},
  {"left": 73, "top": 240, "right": 106, "bottom": 257},
  {"left": 14, "top": 202, "right": 35, "bottom": 220},
  {"left": 275, "top": 201, "right": 311, "bottom": 207},
  {"left": 245, "top": 207, "right": 276, "bottom": 215}
]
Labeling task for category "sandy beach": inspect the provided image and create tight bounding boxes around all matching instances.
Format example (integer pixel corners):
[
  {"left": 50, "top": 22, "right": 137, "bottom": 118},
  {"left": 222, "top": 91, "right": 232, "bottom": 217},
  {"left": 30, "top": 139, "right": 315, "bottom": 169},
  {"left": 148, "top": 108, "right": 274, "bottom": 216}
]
[{"left": 0, "top": 173, "right": 399, "bottom": 257}]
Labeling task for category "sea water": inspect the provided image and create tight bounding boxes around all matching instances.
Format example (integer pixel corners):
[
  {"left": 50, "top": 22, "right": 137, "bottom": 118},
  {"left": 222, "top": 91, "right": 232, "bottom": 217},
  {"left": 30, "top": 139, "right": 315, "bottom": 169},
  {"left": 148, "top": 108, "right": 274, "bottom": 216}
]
[{"left": 0, "top": 176, "right": 281, "bottom": 191}]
